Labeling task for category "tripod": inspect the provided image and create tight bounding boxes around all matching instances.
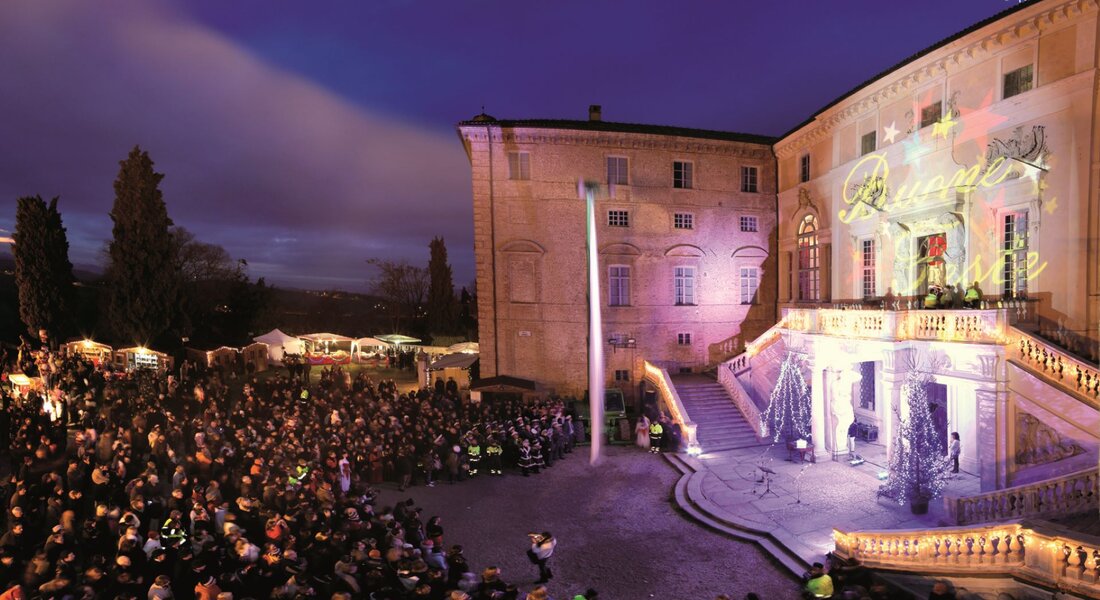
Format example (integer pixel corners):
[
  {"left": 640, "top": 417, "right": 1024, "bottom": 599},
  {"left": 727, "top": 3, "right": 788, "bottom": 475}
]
[{"left": 754, "top": 466, "right": 779, "bottom": 499}]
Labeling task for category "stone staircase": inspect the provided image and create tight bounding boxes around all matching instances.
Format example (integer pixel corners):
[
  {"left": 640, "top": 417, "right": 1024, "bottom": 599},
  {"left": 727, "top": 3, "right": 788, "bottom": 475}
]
[{"left": 671, "top": 374, "right": 763, "bottom": 453}]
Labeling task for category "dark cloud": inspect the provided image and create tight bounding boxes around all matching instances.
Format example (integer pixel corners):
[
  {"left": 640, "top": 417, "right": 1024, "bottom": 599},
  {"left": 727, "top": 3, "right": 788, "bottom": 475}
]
[{"left": 0, "top": 1, "right": 472, "bottom": 292}]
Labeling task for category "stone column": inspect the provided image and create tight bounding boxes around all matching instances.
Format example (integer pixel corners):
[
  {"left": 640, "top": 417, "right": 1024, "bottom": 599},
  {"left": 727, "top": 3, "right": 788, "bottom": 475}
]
[
  {"left": 880, "top": 348, "right": 910, "bottom": 460},
  {"left": 975, "top": 384, "right": 1010, "bottom": 492},
  {"left": 821, "top": 243, "right": 832, "bottom": 302},
  {"left": 810, "top": 363, "right": 828, "bottom": 460}
]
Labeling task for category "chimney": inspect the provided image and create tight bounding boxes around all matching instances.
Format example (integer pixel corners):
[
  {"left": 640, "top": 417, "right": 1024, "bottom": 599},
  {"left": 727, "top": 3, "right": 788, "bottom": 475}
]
[{"left": 588, "top": 104, "right": 602, "bottom": 122}]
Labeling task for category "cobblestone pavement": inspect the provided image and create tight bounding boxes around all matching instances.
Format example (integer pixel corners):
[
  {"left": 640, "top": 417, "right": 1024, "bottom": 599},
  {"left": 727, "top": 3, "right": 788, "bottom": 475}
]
[{"left": 375, "top": 445, "right": 799, "bottom": 600}]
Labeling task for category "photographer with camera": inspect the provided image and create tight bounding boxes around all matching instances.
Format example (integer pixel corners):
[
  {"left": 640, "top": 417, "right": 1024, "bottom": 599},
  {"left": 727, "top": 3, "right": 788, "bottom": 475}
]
[{"left": 525, "top": 531, "right": 557, "bottom": 584}]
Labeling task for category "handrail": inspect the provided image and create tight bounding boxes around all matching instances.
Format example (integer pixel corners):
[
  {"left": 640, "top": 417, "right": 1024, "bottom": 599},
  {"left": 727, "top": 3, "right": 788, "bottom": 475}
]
[
  {"left": 1008, "top": 326, "right": 1100, "bottom": 409},
  {"left": 946, "top": 468, "right": 1099, "bottom": 525},
  {"left": 723, "top": 316, "right": 790, "bottom": 375},
  {"left": 642, "top": 360, "right": 697, "bottom": 448},
  {"left": 717, "top": 364, "right": 763, "bottom": 438},
  {"left": 833, "top": 521, "right": 1100, "bottom": 597}
]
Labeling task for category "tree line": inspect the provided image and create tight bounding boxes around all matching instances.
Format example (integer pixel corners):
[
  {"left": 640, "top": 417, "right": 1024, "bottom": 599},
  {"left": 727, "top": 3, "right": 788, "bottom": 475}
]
[
  {"left": 12, "top": 146, "right": 270, "bottom": 350},
  {"left": 10, "top": 145, "right": 476, "bottom": 350}
]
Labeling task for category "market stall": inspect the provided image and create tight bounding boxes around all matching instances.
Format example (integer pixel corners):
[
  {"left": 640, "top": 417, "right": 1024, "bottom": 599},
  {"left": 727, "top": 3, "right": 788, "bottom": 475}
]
[
  {"left": 426, "top": 352, "right": 479, "bottom": 391},
  {"left": 299, "top": 332, "right": 354, "bottom": 365},
  {"left": 113, "top": 346, "right": 173, "bottom": 373},
  {"left": 185, "top": 345, "right": 239, "bottom": 371},
  {"left": 62, "top": 339, "right": 113, "bottom": 366},
  {"left": 252, "top": 329, "right": 303, "bottom": 365},
  {"left": 352, "top": 337, "right": 387, "bottom": 362},
  {"left": 240, "top": 342, "right": 269, "bottom": 373}
]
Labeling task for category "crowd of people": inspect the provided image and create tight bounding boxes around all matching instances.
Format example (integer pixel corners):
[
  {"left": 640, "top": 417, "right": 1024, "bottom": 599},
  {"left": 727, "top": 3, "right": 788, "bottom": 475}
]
[{"left": 0, "top": 343, "right": 607, "bottom": 600}]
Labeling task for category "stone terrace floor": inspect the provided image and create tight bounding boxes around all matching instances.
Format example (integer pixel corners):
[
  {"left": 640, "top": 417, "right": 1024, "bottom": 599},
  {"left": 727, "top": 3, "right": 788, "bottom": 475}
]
[{"left": 680, "top": 440, "right": 983, "bottom": 565}]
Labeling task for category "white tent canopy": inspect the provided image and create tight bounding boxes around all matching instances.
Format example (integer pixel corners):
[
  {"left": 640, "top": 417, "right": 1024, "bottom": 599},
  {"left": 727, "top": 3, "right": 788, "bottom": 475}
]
[
  {"left": 446, "top": 342, "right": 480, "bottom": 354},
  {"left": 253, "top": 329, "right": 303, "bottom": 365},
  {"left": 353, "top": 337, "right": 387, "bottom": 360},
  {"left": 299, "top": 332, "right": 355, "bottom": 343}
]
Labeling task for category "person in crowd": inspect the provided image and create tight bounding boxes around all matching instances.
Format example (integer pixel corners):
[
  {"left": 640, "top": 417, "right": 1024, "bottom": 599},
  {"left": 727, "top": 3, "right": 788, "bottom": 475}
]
[
  {"left": 0, "top": 340, "right": 581, "bottom": 600},
  {"left": 526, "top": 532, "right": 556, "bottom": 584},
  {"left": 648, "top": 419, "right": 663, "bottom": 454},
  {"left": 964, "top": 281, "right": 983, "bottom": 308},
  {"left": 803, "top": 562, "right": 834, "bottom": 598},
  {"left": 634, "top": 414, "right": 650, "bottom": 451},
  {"left": 949, "top": 432, "right": 961, "bottom": 474}
]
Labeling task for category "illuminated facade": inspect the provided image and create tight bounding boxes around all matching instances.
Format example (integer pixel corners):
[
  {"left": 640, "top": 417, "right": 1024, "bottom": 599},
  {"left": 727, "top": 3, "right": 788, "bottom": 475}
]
[
  {"left": 765, "top": 0, "right": 1100, "bottom": 487},
  {"left": 456, "top": 114, "right": 777, "bottom": 400}
]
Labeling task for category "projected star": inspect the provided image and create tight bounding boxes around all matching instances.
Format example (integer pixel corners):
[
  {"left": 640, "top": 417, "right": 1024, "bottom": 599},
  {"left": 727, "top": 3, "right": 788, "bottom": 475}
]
[
  {"left": 932, "top": 113, "right": 957, "bottom": 139},
  {"left": 1045, "top": 197, "right": 1058, "bottom": 214},
  {"left": 882, "top": 122, "right": 900, "bottom": 145}
]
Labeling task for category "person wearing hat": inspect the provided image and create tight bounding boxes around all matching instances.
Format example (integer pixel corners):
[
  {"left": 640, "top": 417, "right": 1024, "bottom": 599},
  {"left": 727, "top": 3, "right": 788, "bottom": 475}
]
[
  {"left": 526, "top": 585, "right": 550, "bottom": 600},
  {"left": 466, "top": 437, "right": 482, "bottom": 477},
  {"left": 648, "top": 419, "right": 664, "bottom": 454},
  {"left": 517, "top": 441, "right": 533, "bottom": 477},
  {"left": 484, "top": 437, "right": 503, "bottom": 476},
  {"left": 803, "top": 562, "right": 834, "bottom": 598},
  {"left": 572, "top": 588, "right": 599, "bottom": 600}
]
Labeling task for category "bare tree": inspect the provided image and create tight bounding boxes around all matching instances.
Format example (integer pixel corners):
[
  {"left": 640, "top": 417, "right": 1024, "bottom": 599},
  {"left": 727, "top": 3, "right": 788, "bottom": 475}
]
[{"left": 367, "top": 258, "right": 428, "bottom": 332}]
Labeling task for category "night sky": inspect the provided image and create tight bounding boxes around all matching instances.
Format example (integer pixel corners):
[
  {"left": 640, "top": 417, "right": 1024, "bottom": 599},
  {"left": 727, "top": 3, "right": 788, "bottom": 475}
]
[{"left": 0, "top": 0, "right": 1016, "bottom": 292}]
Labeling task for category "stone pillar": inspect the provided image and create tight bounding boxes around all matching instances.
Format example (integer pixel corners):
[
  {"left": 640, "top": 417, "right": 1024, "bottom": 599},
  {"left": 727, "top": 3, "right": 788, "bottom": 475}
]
[
  {"left": 880, "top": 348, "right": 909, "bottom": 460},
  {"left": 975, "top": 385, "right": 1010, "bottom": 492},
  {"left": 810, "top": 364, "right": 828, "bottom": 460},
  {"left": 821, "top": 243, "right": 832, "bottom": 302}
]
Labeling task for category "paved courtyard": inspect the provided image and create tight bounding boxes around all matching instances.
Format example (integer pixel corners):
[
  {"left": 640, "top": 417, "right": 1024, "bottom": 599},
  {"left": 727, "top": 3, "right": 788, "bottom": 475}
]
[
  {"left": 374, "top": 445, "right": 799, "bottom": 600},
  {"left": 679, "top": 441, "right": 982, "bottom": 567}
]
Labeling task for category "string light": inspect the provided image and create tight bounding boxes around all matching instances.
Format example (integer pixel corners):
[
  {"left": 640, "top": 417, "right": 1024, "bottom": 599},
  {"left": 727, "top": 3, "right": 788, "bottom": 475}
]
[
  {"left": 761, "top": 352, "right": 811, "bottom": 441},
  {"left": 879, "top": 369, "right": 952, "bottom": 505}
]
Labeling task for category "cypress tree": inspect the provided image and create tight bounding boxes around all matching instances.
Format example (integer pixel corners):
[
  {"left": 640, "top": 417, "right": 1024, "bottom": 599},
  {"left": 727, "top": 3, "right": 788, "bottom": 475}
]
[
  {"left": 761, "top": 352, "right": 812, "bottom": 442},
  {"left": 427, "top": 236, "right": 457, "bottom": 335},
  {"left": 879, "top": 369, "right": 952, "bottom": 507},
  {"left": 12, "top": 195, "right": 76, "bottom": 343},
  {"left": 104, "top": 146, "right": 181, "bottom": 345}
]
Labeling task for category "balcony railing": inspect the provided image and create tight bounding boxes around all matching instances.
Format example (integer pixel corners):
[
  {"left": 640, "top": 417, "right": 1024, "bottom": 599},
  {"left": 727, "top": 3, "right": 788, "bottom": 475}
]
[
  {"left": 781, "top": 308, "right": 1008, "bottom": 344},
  {"left": 1009, "top": 326, "right": 1100, "bottom": 408},
  {"left": 833, "top": 521, "right": 1100, "bottom": 596},
  {"left": 946, "top": 468, "right": 1099, "bottom": 526}
]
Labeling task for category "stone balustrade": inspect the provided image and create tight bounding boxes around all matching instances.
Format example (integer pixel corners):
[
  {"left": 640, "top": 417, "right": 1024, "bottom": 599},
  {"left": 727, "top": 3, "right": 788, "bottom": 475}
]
[
  {"left": 947, "top": 468, "right": 1099, "bottom": 526},
  {"left": 717, "top": 363, "right": 763, "bottom": 437},
  {"left": 1010, "top": 327, "right": 1100, "bottom": 407},
  {"left": 642, "top": 360, "right": 697, "bottom": 448},
  {"left": 779, "top": 308, "right": 1007, "bottom": 344},
  {"left": 833, "top": 522, "right": 1100, "bottom": 595}
]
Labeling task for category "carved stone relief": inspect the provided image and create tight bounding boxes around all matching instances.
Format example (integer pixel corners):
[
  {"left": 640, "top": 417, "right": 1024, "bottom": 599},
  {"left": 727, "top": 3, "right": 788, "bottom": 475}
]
[{"left": 1014, "top": 410, "right": 1084, "bottom": 466}]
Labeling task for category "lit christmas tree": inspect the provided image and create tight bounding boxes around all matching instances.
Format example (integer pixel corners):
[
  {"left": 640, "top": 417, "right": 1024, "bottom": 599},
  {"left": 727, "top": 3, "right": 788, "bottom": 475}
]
[
  {"left": 761, "top": 352, "right": 811, "bottom": 442},
  {"left": 879, "top": 369, "right": 952, "bottom": 511}
]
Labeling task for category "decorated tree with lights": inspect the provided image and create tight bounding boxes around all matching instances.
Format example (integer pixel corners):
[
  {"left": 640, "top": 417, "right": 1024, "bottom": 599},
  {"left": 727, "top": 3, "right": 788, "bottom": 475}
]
[
  {"left": 879, "top": 369, "right": 952, "bottom": 512},
  {"left": 761, "top": 352, "right": 811, "bottom": 442}
]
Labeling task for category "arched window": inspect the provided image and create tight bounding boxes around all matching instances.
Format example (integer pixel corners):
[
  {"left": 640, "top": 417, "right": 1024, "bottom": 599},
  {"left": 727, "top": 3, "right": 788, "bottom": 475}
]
[{"left": 797, "top": 215, "right": 820, "bottom": 301}]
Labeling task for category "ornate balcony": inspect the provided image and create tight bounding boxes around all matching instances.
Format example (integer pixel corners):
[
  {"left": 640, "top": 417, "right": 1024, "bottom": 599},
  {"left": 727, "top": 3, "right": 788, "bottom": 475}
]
[{"left": 781, "top": 308, "right": 1008, "bottom": 344}]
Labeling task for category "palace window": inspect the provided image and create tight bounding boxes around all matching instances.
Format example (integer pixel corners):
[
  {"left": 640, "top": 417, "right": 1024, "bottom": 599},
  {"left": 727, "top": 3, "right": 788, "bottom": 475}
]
[
  {"left": 800, "top": 154, "right": 810, "bottom": 183},
  {"left": 507, "top": 152, "right": 530, "bottom": 180},
  {"left": 614, "top": 369, "right": 630, "bottom": 381},
  {"left": 674, "top": 266, "right": 696, "bottom": 306},
  {"left": 861, "top": 131, "right": 877, "bottom": 156},
  {"left": 607, "top": 210, "right": 629, "bottom": 227},
  {"left": 740, "top": 267, "right": 759, "bottom": 305},
  {"left": 797, "top": 214, "right": 820, "bottom": 301},
  {"left": 861, "top": 238, "right": 876, "bottom": 299},
  {"left": 1003, "top": 211, "right": 1029, "bottom": 297},
  {"left": 741, "top": 166, "right": 758, "bottom": 193},
  {"left": 673, "top": 212, "right": 694, "bottom": 230},
  {"left": 677, "top": 332, "right": 692, "bottom": 346},
  {"left": 608, "top": 265, "right": 630, "bottom": 307},
  {"left": 673, "top": 161, "right": 693, "bottom": 189},
  {"left": 1003, "top": 64, "right": 1033, "bottom": 99},
  {"left": 859, "top": 361, "right": 876, "bottom": 411},
  {"left": 740, "top": 215, "right": 758, "bottom": 232},
  {"left": 607, "top": 156, "right": 629, "bottom": 186},
  {"left": 920, "top": 101, "right": 942, "bottom": 129}
]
